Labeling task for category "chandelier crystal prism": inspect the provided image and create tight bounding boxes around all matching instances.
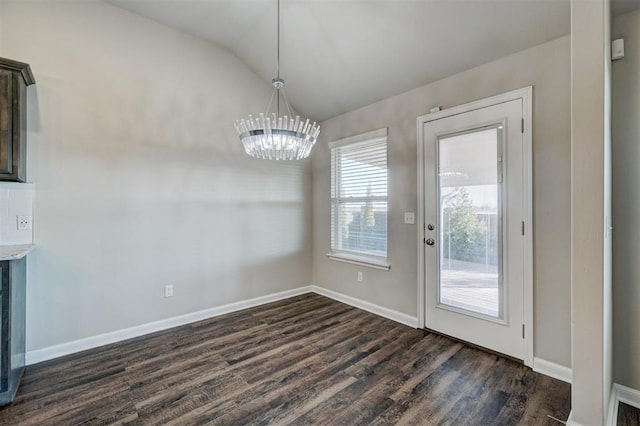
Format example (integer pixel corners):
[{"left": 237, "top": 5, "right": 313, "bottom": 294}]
[{"left": 234, "top": 0, "right": 319, "bottom": 160}]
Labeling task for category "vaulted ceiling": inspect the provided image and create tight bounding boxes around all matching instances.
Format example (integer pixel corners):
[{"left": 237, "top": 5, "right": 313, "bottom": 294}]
[{"left": 106, "top": 0, "right": 572, "bottom": 121}]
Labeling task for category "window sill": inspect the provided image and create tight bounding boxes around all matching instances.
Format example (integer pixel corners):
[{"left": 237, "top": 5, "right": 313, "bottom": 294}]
[{"left": 326, "top": 252, "right": 391, "bottom": 271}]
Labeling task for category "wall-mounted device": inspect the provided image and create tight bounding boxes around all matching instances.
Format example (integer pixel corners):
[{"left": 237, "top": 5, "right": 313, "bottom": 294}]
[{"left": 612, "top": 38, "right": 625, "bottom": 61}]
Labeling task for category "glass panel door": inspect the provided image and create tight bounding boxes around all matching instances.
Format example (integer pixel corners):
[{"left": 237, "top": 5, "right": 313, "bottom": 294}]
[
  {"left": 437, "top": 127, "right": 502, "bottom": 319},
  {"left": 423, "top": 97, "right": 525, "bottom": 361}
]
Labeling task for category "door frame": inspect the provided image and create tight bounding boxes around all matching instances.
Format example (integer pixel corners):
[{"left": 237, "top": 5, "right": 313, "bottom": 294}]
[{"left": 416, "top": 86, "right": 534, "bottom": 367}]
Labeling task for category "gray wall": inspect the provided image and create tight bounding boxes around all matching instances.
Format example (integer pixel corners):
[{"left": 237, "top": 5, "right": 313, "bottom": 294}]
[
  {"left": 311, "top": 36, "right": 571, "bottom": 367},
  {"left": 612, "top": 9, "right": 640, "bottom": 391},
  {"left": 0, "top": 0, "right": 311, "bottom": 352}
]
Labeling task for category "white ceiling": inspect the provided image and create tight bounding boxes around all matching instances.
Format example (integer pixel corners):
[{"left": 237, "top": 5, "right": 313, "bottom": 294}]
[{"left": 105, "top": 0, "right": 571, "bottom": 122}]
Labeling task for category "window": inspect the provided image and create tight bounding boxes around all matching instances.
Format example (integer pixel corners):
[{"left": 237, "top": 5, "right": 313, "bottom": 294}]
[{"left": 329, "top": 128, "right": 389, "bottom": 270}]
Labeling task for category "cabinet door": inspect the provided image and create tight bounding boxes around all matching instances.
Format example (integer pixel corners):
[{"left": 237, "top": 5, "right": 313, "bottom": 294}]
[
  {"left": 9, "top": 258, "right": 25, "bottom": 378},
  {"left": 0, "top": 262, "right": 7, "bottom": 392},
  {"left": 0, "top": 70, "right": 12, "bottom": 175}
]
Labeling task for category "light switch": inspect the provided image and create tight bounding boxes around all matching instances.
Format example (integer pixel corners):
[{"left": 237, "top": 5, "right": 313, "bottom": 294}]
[{"left": 404, "top": 212, "right": 415, "bottom": 224}]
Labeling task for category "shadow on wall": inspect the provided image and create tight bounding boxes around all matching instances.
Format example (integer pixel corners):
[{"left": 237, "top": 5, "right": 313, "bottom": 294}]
[
  {"left": 24, "top": 82, "right": 313, "bottom": 353},
  {"left": 25, "top": 196, "right": 310, "bottom": 352}
]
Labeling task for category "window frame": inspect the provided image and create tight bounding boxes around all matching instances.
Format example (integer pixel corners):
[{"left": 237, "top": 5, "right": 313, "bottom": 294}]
[{"left": 327, "top": 128, "right": 390, "bottom": 271}]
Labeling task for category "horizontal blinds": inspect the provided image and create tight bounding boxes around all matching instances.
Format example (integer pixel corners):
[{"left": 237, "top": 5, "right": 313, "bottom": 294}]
[
  {"left": 331, "top": 137, "right": 388, "bottom": 257},
  {"left": 331, "top": 139, "right": 387, "bottom": 198}
]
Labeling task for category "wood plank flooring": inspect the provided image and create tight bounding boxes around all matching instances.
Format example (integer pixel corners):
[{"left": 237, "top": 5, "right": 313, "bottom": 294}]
[
  {"left": 0, "top": 293, "right": 571, "bottom": 425},
  {"left": 618, "top": 402, "right": 640, "bottom": 426}
]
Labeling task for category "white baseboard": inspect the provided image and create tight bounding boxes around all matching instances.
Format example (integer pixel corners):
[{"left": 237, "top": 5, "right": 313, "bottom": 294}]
[
  {"left": 607, "top": 383, "right": 640, "bottom": 426},
  {"left": 565, "top": 410, "right": 582, "bottom": 426},
  {"left": 26, "top": 284, "right": 416, "bottom": 366},
  {"left": 614, "top": 383, "right": 640, "bottom": 409},
  {"left": 532, "top": 357, "right": 572, "bottom": 384},
  {"left": 310, "top": 285, "right": 418, "bottom": 328},
  {"left": 25, "top": 286, "right": 314, "bottom": 365}
]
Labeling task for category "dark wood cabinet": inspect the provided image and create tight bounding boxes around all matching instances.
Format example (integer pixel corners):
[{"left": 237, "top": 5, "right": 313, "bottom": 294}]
[
  {"left": 0, "top": 58, "right": 35, "bottom": 182},
  {"left": 0, "top": 257, "right": 26, "bottom": 406}
]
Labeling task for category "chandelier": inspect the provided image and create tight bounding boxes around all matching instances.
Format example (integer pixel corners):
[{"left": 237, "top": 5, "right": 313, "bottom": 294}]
[{"left": 234, "top": 0, "right": 319, "bottom": 160}]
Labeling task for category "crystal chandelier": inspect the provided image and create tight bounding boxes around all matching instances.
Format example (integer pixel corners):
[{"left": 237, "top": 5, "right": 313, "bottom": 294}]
[{"left": 234, "top": 0, "right": 319, "bottom": 160}]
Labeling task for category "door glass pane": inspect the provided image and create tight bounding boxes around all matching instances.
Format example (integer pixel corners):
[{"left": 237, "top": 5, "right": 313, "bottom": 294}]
[{"left": 438, "top": 127, "right": 502, "bottom": 318}]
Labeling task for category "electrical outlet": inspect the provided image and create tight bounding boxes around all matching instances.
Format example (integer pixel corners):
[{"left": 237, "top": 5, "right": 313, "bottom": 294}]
[
  {"left": 17, "top": 215, "right": 32, "bottom": 230},
  {"left": 357, "top": 271, "right": 363, "bottom": 282},
  {"left": 164, "top": 285, "right": 174, "bottom": 298}
]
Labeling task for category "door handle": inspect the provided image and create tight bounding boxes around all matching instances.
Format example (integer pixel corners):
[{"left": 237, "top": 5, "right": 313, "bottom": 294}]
[{"left": 425, "top": 238, "right": 435, "bottom": 246}]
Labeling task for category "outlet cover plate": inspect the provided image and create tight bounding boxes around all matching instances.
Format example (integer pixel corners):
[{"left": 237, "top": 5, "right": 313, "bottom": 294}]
[
  {"left": 17, "top": 215, "right": 32, "bottom": 230},
  {"left": 164, "top": 285, "right": 174, "bottom": 298}
]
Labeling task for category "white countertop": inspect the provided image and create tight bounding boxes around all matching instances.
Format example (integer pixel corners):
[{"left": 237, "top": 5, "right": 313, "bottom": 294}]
[{"left": 0, "top": 244, "right": 35, "bottom": 261}]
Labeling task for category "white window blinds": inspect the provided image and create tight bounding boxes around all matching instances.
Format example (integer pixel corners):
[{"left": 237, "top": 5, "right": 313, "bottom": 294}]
[{"left": 330, "top": 130, "right": 388, "bottom": 260}]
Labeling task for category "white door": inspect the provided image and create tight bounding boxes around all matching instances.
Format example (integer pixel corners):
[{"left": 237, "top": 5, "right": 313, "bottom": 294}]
[{"left": 423, "top": 99, "right": 525, "bottom": 360}]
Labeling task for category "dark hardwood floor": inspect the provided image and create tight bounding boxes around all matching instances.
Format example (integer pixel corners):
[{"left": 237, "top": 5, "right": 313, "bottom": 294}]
[
  {"left": 618, "top": 402, "right": 640, "bottom": 426},
  {"left": 0, "top": 293, "right": 571, "bottom": 425}
]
